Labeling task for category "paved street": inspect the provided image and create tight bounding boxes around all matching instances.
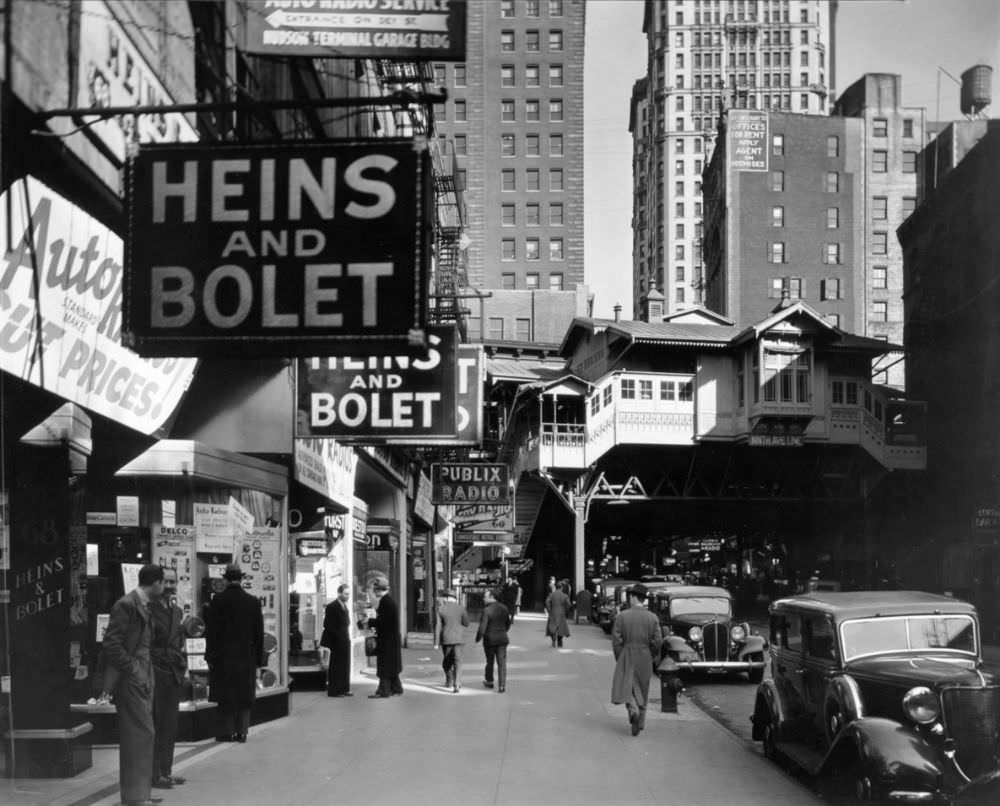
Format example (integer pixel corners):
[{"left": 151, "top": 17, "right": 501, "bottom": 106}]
[{"left": 2, "top": 613, "right": 818, "bottom": 806}]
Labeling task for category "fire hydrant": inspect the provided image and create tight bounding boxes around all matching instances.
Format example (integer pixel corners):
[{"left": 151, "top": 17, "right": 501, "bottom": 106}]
[{"left": 658, "top": 656, "right": 683, "bottom": 713}]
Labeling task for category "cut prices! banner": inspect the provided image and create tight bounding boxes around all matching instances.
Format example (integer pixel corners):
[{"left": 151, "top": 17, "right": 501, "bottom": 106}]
[{"left": 0, "top": 176, "right": 197, "bottom": 434}]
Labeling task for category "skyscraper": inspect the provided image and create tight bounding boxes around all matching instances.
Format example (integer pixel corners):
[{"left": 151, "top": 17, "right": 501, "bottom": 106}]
[
  {"left": 631, "top": 0, "right": 837, "bottom": 318},
  {"left": 433, "top": 0, "right": 587, "bottom": 343}
]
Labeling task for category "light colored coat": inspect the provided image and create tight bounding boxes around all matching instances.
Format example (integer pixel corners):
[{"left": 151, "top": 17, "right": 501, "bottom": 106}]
[
  {"left": 437, "top": 598, "right": 469, "bottom": 645},
  {"left": 610, "top": 606, "right": 663, "bottom": 709}
]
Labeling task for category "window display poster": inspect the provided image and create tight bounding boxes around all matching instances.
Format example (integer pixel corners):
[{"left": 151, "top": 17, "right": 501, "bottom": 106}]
[
  {"left": 151, "top": 524, "right": 196, "bottom": 619},
  {"left": 235, "top": 526, "right": 281, "bottom": 677},
  {"left": 229, "top": 496, "right": 254, "bottom": 540},
  {"left": 121, "top": 563, "right": 142, "bottom": 593},
  {"left": 193, "top": 502, "right": 233, "bottom": 554},
  {"left": 117, "top": 495, "right": 140, "bottom": 527}
]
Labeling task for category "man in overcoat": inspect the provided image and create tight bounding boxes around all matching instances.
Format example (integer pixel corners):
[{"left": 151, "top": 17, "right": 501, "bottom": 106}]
[
  {"left": 321, "top": 584, "right": 353, "bottom": 697},
  {"left": 611, "top": 583, "right": 663, "bottom": 736},
  {"left": 102, "top": 563, "right": 165, "bottom": 806},
  {"left": 545, "top": 583, "right": 572, "bottom": 647},
  {"left": 475, "top": 587, "right": 512, "bottom": 692},
  {"left": 436, "top": 589, "right": 470, "bottom": 693},
  {"left": 368, "top": 578, "right": 403, "bottom": 698},
  {"left": 206, "top": 563, "right": 264, "bottom": 742},
  {"left": 150, "top": 567, "right": 187, "bottom": 788}
]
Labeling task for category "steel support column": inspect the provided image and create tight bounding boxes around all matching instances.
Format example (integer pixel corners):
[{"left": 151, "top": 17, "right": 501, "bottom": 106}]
[{"left": 573, "top": 496, "right": 586, "bottom": 594}]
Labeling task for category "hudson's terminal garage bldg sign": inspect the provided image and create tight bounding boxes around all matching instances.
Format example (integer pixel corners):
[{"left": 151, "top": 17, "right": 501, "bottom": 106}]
[{"left": 125, "top": 139, "right": 430, "bottom": 356}]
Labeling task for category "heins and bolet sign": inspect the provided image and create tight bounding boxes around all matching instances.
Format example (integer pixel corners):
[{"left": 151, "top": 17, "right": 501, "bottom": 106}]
[{"left": 125, "top": 140, "right": 429, "bottom": 356}]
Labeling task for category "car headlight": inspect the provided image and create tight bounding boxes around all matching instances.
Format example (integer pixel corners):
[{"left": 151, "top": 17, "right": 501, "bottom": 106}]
[
  {"left": 902, "top": 686, "right": 940, "bottom": 725},
  {"left": 688, "top": 626, "right": 703, "bottom": 642},
  {"left": 730, "top": 624, "right": 747, "bottom": 641}
]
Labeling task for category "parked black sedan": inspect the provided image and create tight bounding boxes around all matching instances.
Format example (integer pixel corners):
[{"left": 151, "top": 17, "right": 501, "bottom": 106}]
[{"left": 751, "top": 591, "right": 1000, "bottom": 802}]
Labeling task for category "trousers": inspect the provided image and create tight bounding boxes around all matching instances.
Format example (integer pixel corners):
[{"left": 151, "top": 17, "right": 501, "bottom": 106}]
[{"left": 483, "top": 643, "right": 508, "bottom": 689}]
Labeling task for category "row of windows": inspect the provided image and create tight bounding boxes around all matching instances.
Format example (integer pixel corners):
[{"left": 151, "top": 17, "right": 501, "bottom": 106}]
[
  {"left": 500, "top": 168, "right": 565, "bottom": 192},
  {"left": 467, "top": 316, "right": 535, "bottom": 342},
  {"left": 499, "top": 63, "right": 565, "bottom": 87},
  {"left": 501, "top": 98, "right": 565, "bottom": 122},
  {"left": 500, "top": 202, "right": 564, "bottom": 227},
  {"left": 500, "top": 29, "right": 565, "bottom": 52},
  {"left": 873, "top": 117, "right": 916, "bottom": 139},
  {"left": 768, "top": 276, "right": 894, "bottom": 316},
  {"left": 500, "top": 272, "right": 564, "bottom": 291},
  {"left": 770, "top": 205, "right": 842, "bottom": 229},
  {"left": 586, "top": 378, "right": 695, "bottom": 414},
  {"left": 872, "top": 149, "right": 917, "bottom": 173},
  {"left": 500, "top": 237, "right": 565, "bottom": 262},
  {"left": 767, "top": 242, "right": 845, "bottom": 264},
  {"left": 497, "top": 133, "right": 564, "bottom": 157},
  {"left": 500, "top": 0, "right": 564, "bottom": 18},
  {"left": 767, "top": 169, "right": 841, "bottom": 193}
]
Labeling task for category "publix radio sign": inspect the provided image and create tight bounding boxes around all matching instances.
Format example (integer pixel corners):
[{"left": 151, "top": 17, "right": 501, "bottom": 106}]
[{"left": 431, "top": 463, "right": 509, "bottom": 505}]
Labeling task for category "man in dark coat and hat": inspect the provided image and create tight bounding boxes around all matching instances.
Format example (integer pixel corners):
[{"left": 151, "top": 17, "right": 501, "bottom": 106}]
[
  {"left": 206, "top": 563, "right": 264, "bottom": 742},
  {"left": 320, "top": 583, "right": 353, "bottom": 697},
  {"left": 368, "top": 578, "right": 403, "bottom": 698},
  {"left": 611, "top": 583, "right": 663, "bottom": 736}
]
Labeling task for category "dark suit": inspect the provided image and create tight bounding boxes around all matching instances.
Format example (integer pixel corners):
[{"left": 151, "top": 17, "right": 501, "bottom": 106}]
[
  {"left": 370, "top": 593, "right": 403, "bottom": 696},
  {"left": 321, "top": 598, "right": 352, "bottom": 696},
  {"left": 475, "top": 600, "right": 511, "bottom": 689},
  {"left": 102, "top": 589, "right": 155, "bottom": 804},
  {"left": 206, "top": 582, "right": 264, "bottom": 738},
  {"left": 150, "top": 598, "right": 185, "bottom": 780}
]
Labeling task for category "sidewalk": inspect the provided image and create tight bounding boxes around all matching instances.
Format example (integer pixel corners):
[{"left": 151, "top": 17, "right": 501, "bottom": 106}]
[{"left": 2, "top": 613, "right": 819, "bottom": 806}]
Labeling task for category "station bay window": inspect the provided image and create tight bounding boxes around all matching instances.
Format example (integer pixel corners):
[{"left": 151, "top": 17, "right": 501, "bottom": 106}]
[
  {"left": 832, "top": 380, "right": 859, "bottom": 406},
  {"left": 621, "top": 378, "right": 636, "bottom": 399},
  {"left": 762, "top": 346, "right": 811, "bottom": 403}
]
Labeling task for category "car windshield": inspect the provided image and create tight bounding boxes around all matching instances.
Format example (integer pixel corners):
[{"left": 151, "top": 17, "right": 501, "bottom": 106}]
[
  {"left": 840, "top": 615, "right": 977, "bottom": 661},
  {"left": 669, "top": 597, "right": 731, "bottom": 618}
]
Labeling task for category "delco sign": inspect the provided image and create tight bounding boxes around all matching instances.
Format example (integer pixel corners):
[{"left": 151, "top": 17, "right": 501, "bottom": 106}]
[
  {"left": 431, "top": 463, "right": 509, "bottom": 505},
  {"left": 124, "top": 140, "right": 429, "bottom": 356}
]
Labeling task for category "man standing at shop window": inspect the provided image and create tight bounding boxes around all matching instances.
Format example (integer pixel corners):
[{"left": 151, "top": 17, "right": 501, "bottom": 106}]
[
  {"left": 151, "top": 567, "right": 187, "bottom": 789},
  {"left": 368, "top": 578, "right": 404, "bottom": 698},
  {"left": 102, "top": 563, "right": 164, "bottom": 806},
  {"left": 321, "top": 584, "right": 353, "bottom": 697}
]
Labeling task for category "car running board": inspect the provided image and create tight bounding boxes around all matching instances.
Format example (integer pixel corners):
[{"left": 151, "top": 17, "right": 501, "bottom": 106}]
[{"left": 774, "top": 741, "right": 826, "bottom": 775}]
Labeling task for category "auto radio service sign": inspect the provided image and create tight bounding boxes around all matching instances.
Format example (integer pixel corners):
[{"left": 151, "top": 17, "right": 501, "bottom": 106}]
[{"left": 125, "top": 139, "right": 430, "bottom": 356}]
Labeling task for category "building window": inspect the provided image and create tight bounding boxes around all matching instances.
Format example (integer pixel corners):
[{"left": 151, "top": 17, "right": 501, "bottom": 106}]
[
  {"left": 825, "top": 313, "right": 841, "bottom": 328},
  {"left": 433, "top": 64, "right": 446, "bottom": 85},
  {"left": 549, "top": 238, "right": 564, "bottom": 261},
  {"left": 501, "top": 169, "right": 515, "bottom": 191},
  {"left": 826, "top": 207, "right": 839, "bottom": 228},
  {"left": 525, "top": 240, "right": 540, "bottom": 262},
  {"left": 675, "top": 159, "right": 685, "bottom": 174},
  {"left": 799, "top": 93, "right": 809, "bottom": 110},
  {"left": 526, "top": 100, "right": 540, "bottom": 121},
  {"left": 500, "top": 134, "right": 515, "bottom": 157},
  {"left": 525, "top": 134, "right": 540, "bottom": 156},
  {"left": 501, "top": 30, "right": 515, "bottom": 51},
  {"left": 501, "top": 204, "right": 516, "bottom": 227},
  {"left": 549, "top": 30, "right": 563, "bottom": 51},
  {"left": 902, "top": 118, "right": 914, "bottom": 138},
  {"left": 526, "top": 168, "right": 540, "bottom": 191},
  {"left": 772, "top": 133, "right": 784, "bottom": 155},
  {"left": 525, "top": 64, "right": 540, "bottom": 87},
  {"left": 872, "top": 150, "right": 888, "bottom": 172},
  {"left": 824, "top": 243, "right": 840, "bottom": 264},
  {"left": 678, "top": 380, "right": 693, "bottom": 402},
  {"left": 873, "top": 301, "right": 888, "bottom": 322},
  {"left": 772, "top": 206, "right": 784, "bottom": 227},
  {"left": 514, "top": 318, "right": 531, "bottom": 341},
  {"left": 873, "top": 118, "right": 888, "bottom": 137},
  {"left": 454, "top": 100, "right": 466, "bottom": 122},
  {"left": 872, "top": 231, "right": 888, "bottom": 254},
  {"left": 762, "top": 348, "right": 810, "bottom": 403},
  {"left": 454, "top": 134, "right": 468, "bottom": 156},
  {"left": 526, "top": 30, "right": 539, "bottom": 51},
  {"left": 549, "top": 203, "right": 563, "bottom": 226},
  {"left": 832, "top": 380, "right": 859, "bottom": 405},
  {"left": 501, "top": 65, "right": 515, "bottom": 87},
  {"left": 821, "top": 277, "right": 841, "bottom": 300},
  {"left": 501, "top": 239, "right": 516, "bottom": 260},
  {"left": 621, "top": 378, "right": 636, "bottom": 400},
  {"left": 487, "top": 317, "right": 504, "bottom": 340},
  {"left": 549, "top": 64, "right": 563, "bottom": 86},
  {"left": 770, "top": 242, "right": 786, "bottom": 263},
  {"left": 676, "top": 223, "right": 685, "bottom": 239},
  {"left": 525, "top": 272, "right": 540, "bottom": 289},
  {"left": 501, "top": 272, "right": 515, "bottom": 289},
  {"left": 500, "top": 0, "right": 515, "bottom": 17},
  {"left": 872, "top": 266, "right": 888, "bottom": 289},
  {"left": 454, "top": 64, "right": 466, "bottom": 87},
  {"left": 676, "top": 287, "right": 686, "bottom": 303},
  {"left": 902, "top": 196, "right": 916, "bottom": 217},
  {"left": 549, "top": 273, "right": 564, "bottom": 291},
  {"left": 872, "top": 196, "right": 888, "bottom": 220},
  {"left": 526, "top": 203, "right": 540, "bottom": 226},
  {"left": 549, "top": 99, "right": 563, "bottom": 121},
  {"left": 675, "top": 244, "right": 685, "bottom": 260},
  {"left": 525, "top": 0, "right": 540, "bottom": 15},
  {"left": 638, "top": 379, "right": 653, "bottom": 401},
  {"left": 501, "top": 100, "right": 515, "bottom": 121},
  {"left": 902, "top": 151, "right": 917, "bottom": 173},
  {"left": 659, "top": 380, "right": 676, "bottom": 401},
  {"left": 603, "top": 385, "right": 612, "bottom": 407},
  {"left": 675, "top": 265, "right": 686, "bottom": 283},
  {"left": 826, "top": 135, "right": 839, "bottom": 157},
  {"left": 825, "top": 171, "right": 839, "bottom": 192},
  {"left": 549, "top": 133, "right": 563, "bottom": 156},
  {"left": 549, "top": 168, "right": 564, "bottom": 191},
  {"left": 456, "top": 169, "right": 466, "bottom": 189},
  {"left": 771, "top": 170, "right": 785, "bottom": 191}
]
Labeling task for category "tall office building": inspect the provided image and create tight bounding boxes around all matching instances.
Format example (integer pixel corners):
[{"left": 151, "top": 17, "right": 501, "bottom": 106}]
[
  {"left": 631, "top": 0, "right": 837, "bottom": 318},
  {"left": 433, "top": 0, "right": 587, "bottom": 343}
]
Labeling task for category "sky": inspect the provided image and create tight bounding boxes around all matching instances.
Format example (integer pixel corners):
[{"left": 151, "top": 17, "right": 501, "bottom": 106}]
[{"left": 583, "top": 0, "right": 1000, "bottom": 319}]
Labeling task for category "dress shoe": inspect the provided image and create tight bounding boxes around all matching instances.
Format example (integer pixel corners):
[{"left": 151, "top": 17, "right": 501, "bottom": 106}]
[
  {"left": 343, "top": 691, "right": 354, "bottom": 696},
  {"left": 368, "top": 693, "right": 389, "bottom": 698},
  {"left": 151, "top": 776, "right": 173, "bottom": 789},
  {"left": 498, "top": 686, "right": 506, "bottom": 693},
  {"left": 215, "top": 733, "right": 237, "bottom": 742},
  {"left": 482, "top": 680, "right": 494, "bottom": 688},
  {"left": 235, "top": 733, "right": 247, "bottom": 743}
]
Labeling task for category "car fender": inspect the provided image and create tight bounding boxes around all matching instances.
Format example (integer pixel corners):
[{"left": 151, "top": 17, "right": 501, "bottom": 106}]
[
  {"left": 738, "top": 634, "right": 768, "bottom": 659},
  {"left": 823, "top": 674, "right": 865, "bottom": 740},
  {"left": 826, "top": 717, "right": 944, "bottom": 788},
  {"left": 663, "top": 634, "right": 700, "bottom": 662},
  {"left": 752, "top": 678, "right": 786, "bottom": 740}
]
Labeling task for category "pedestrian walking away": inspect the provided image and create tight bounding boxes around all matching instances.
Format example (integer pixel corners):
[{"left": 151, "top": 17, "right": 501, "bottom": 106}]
[
  {"left": 475, "top": 587, "right": 512, "bottom": 692},
  {"left": 101, "top": 563, "right": 164, "bottom": 806},
  {"left": 500, "top": 578, "right": 520, "bottom": 620},
  {"left": 545, "top": 582, "right": 572, "bottom": 647},
  {"left": 611, "top": 583, "right": 663, "bottom": 736},
  {"left": 368, "top": 578, "right": 404, "bottom": 697},
  {"left": 150, "top": 567, "right": 187, "bottom": 790},
  {"left": 205, "top": 563, "right": 264, "bottom": 743},
  {"left": 574, "top": 586, "right": 593, "bottom": 625},
  {"left": 320, "top": 584, "right": 354, "bottom": 697},
  {"left": 436, "top": 588, "right": 470, "bottom": 693}
]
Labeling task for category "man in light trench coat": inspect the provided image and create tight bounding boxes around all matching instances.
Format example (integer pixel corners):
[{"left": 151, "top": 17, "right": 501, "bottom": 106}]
[{"left": 610, "top": 583, "right": 663, "bottom": 736}]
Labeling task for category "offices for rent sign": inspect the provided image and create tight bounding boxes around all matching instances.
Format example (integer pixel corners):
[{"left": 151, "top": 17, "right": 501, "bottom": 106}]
[
  {"left": 125, "top": 139, "right": 430, "bottom": 356},
  {"left": 728, "top": 110, "right": 769, "bottom": 171}
]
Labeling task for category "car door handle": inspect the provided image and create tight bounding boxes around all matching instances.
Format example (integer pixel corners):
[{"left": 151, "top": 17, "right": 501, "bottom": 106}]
[{"left": 794, "top": 668, "right": 805, "bottom": 675}]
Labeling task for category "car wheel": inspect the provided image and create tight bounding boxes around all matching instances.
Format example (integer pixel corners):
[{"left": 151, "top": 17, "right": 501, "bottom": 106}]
[
  {"left": 826, "top": 702, "right": 845, "bottom": 745},
  {"left": 747, "top": 653, "right": 765, "bottom": 684}
]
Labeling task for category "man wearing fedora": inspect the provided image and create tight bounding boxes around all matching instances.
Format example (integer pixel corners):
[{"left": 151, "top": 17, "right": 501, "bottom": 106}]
[
  {"left": 368, "top": 578, "right": 404, "bottom": 697},
  {"left": 611, "top": 583, "right": 663, "bottom": 736},
  {"left": 206, "top": 563, "right": 264, "bottom": 742},
  {"left": 436, "top": 588, "right": 470, "bottom": 693}
]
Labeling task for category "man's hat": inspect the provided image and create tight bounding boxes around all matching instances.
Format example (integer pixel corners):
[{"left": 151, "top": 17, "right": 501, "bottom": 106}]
[
  {"left": 223, "top": 563, "right": 244, "bottom": 581},
  {"left": 372, "top": 578, "right": 389, "bottom": 592},
  {"left": 629, "top": 583, "right": 649, "bottom": 600}
]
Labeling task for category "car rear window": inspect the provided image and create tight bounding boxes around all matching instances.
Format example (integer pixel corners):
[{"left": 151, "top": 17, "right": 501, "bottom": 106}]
[{"left": 841, "top": 615, "right": 976, "bottom": 661}]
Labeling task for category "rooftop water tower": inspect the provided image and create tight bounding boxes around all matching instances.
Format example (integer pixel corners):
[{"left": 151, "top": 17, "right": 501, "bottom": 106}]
[{"left": 960, "top": 64, "right": 993, "bottom": 117}]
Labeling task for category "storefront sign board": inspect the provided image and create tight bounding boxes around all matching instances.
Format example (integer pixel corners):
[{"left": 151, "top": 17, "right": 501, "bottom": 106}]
[
  {"left": 243, "top": 0, "right": 467, "bottom": 61},
  {"left": 450, "top": 503, "right": 514, "bottom": 533},
  {"left": 0, "top": 177, "right": 198, "bottom": 434},
  {"left": 431, "top": 463, "right": 510, "bottom": 505},
  {"left": 297, "top": 327, "right": 457, "bottom": 439},
  {"left": 125, "top": 140, "right": 430, "bottom": 355},
  {"left": 293, "top": 437, "right": 357, "bottom": 508}
]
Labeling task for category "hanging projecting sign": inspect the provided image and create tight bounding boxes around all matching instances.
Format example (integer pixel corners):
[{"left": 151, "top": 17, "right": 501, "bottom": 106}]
[
  {"left": 451, "top": 503, "right": 514, "bottom": 534},
  {"left": 0, "top": 176, "right": 198, "bottom": 435},
  {"left": 296, "top": 327, "right": 457, "bottom": 439},
  {"left": 431, "top": 463, "right": 510, "bottom": 505},
  {"left": 243, "top": 0, "right": 467, "bottom": 61},
  {"left": 124, "top": 139, "right": 430, "bottom": 356},
  {"left": 728, "top": 110, "right": 769, "bottom": 172}
]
